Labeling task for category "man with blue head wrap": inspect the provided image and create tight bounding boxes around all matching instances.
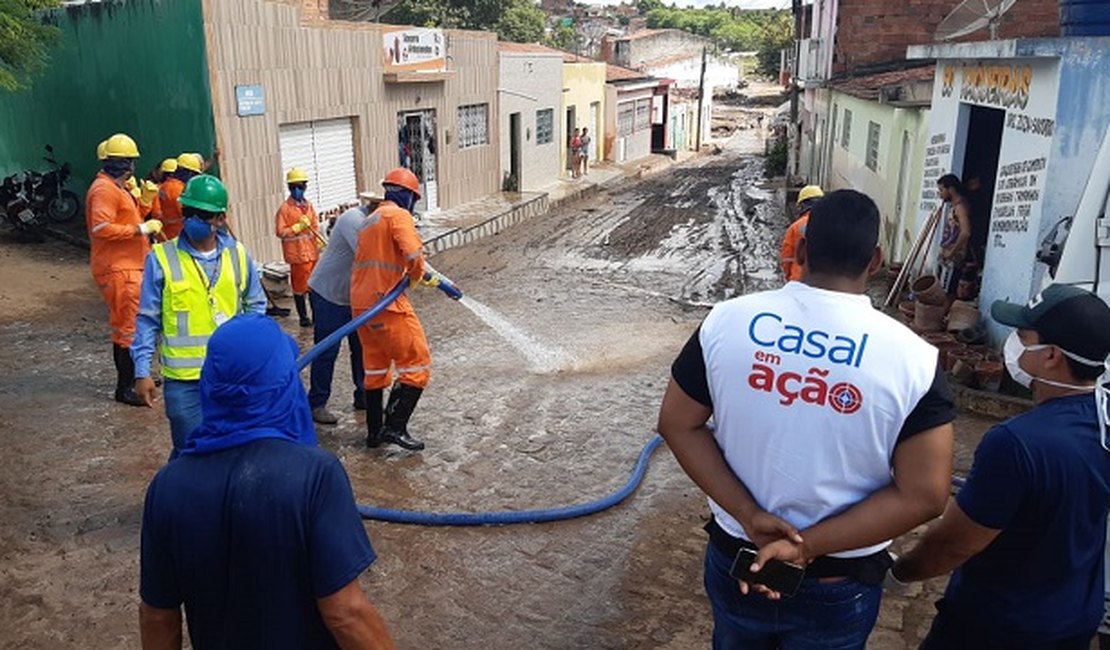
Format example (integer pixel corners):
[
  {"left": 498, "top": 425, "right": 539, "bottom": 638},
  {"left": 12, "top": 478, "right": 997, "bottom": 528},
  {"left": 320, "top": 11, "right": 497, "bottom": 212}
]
[{"left": 139, "top": 314, "right": 394, "bottom": 649}]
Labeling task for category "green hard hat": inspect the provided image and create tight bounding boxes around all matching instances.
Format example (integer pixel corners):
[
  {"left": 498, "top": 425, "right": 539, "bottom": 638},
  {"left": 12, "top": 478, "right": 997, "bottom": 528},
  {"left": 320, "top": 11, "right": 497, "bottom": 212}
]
[{"left": 179, "top": 174, "right": 229, "bottom": 213}]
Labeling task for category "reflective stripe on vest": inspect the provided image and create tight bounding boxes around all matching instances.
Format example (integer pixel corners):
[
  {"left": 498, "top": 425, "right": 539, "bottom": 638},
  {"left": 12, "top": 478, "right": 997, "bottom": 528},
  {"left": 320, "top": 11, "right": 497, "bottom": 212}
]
[{"left": 153, "top": 240, "right": 248, "bottom": 381}]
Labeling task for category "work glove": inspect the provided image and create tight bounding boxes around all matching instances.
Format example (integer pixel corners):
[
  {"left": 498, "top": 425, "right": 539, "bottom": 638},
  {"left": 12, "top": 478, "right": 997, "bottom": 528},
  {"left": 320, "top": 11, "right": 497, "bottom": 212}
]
[
  {"left": 292, "top": 221, "right": 308, "bottom": 234},
  {"left": 419, "top": 272, "right": 441, "bottom": 288},
  {"left": 139, "top": 180, "right": 159, "bottom": 207},
  {"left": 126, "top": 176, "right": 141, "bottom": 199},
  {"left": 140, "top": 219, "right": 164, "bottom": 236}
]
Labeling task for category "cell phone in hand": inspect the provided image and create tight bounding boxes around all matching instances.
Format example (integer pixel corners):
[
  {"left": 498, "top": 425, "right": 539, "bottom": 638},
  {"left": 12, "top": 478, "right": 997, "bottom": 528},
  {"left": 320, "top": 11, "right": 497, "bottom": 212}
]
[{"left": 728, "top": 548, "right": 805, "bottom": 597}]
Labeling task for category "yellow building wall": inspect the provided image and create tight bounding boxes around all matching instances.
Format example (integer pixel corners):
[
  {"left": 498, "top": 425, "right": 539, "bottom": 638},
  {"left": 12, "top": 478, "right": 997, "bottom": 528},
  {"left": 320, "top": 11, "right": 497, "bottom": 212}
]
[{"left": 561, "top": 62, "right": 607, "bottom": 176}]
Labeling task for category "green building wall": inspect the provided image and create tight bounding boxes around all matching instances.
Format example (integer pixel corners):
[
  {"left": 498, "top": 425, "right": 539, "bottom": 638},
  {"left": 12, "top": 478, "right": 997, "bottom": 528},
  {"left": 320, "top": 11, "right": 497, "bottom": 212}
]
[{"left": 0, "top": 0, "right": 215, "bottom": 196}]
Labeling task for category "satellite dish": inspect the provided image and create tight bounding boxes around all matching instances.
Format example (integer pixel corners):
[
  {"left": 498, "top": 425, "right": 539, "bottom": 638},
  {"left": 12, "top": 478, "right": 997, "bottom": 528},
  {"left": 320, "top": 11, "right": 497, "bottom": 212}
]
[{"left": 935, "top": 0, "right": 1018, "bottom": 40}]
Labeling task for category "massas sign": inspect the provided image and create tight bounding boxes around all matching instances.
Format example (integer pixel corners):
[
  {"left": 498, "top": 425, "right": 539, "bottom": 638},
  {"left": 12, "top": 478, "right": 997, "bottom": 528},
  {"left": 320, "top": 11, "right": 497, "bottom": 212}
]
[{"left": 955, "top": 63, "right": 1034, "bottom": 110}]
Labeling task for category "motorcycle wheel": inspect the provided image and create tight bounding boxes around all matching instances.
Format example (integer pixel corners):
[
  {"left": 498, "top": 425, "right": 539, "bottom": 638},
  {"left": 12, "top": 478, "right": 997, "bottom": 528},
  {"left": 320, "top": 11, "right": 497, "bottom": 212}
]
[{"left": 47, "top": 190, "right": 80, "bottom": 222}]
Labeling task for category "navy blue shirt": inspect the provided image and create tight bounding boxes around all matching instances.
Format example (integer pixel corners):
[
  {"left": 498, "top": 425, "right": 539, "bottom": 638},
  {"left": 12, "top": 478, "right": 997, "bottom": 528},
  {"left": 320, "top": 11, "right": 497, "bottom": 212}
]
[
  {"left": 140, "top": 439, "right": 376, "bottom": 649},
  {"left": 941, "top": 393, "right": 1110, "bottom": 645}
]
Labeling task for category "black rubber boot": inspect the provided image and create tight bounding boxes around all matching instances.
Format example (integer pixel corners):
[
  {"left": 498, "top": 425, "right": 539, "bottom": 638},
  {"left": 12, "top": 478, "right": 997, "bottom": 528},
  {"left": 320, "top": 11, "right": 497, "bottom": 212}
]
[
  {"left": 364, "top": 389, "right": 385, "bottom": 448},
  {"left": 294, "top": 293, "right": 312, "bottom": 327},
  {"left": 113, "top": 345, "right": 145, "bottom": 407},
  {"left": 380, "top": 382, "right": 425, "bottom": 451}
]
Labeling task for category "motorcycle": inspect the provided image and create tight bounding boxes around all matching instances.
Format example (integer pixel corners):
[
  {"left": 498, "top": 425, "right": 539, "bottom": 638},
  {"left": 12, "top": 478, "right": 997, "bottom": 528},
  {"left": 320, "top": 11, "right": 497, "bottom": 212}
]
[
  {"left": 0, "top": 173, "right": 46, "bottom": 242},
  {"left": 36, "top": 145, "right": 80, "bottom": 222}
]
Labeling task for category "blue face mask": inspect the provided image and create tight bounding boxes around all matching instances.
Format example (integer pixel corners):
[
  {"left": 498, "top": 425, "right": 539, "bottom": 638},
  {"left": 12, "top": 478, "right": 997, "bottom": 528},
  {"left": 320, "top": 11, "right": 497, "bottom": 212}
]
[
  {"left": 103, "top": 159, "right": 134, "bottom": 179},
  {"left": 290, "top": 186, "right": 306, "bottom": 202},
  {"left": 183, "top": 216, "right": 215, "bottom": 243}
]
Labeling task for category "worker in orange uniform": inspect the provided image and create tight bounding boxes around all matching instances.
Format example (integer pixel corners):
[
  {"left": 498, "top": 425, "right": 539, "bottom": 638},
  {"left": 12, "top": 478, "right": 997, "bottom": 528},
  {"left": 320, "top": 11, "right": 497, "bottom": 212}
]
[
  {"left": 276, "top": 168, "right": 321, "bottom": 327},
  {"left": 152, "top": 153, "right": 203, "bottom": 240},
  {"left": 85, "top": 133, "right": 163, "bottom": 405},
  {"left": 779, "top": 184, "right": 824, "bottom": 282},
  {"left": 351, "top": 168, "right": 438, "bottom": 452}
]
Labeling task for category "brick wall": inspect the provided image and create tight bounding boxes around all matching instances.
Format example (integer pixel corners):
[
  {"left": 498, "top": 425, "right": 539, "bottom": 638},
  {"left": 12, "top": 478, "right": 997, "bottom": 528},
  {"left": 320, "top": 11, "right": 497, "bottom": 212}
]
[{"left": 833, "top": 0, "right": 1060, "bottom": 73}]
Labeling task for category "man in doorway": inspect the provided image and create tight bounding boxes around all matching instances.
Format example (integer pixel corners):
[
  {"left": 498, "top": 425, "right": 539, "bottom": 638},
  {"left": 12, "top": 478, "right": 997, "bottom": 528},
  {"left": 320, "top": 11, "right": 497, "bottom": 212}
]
[
  {"left": 139, "top": 315, "right": 393, "bottom": 650},
  {"left": 579, "top": 127, "right": 592, "bottom": 177},
  {"left": 85, "top": 133, "right": 163, "bottom": 406},
  {"left": 658, "top": 189, "right": 955, "bottom": 648},
  {"left": 276, "top": 168, "right": 322, "bottom": 327},
  {"left": 351, "top": 168, "right": 437, "bottom": 452},
  {"left": 779, "top": 184, "right": 824, "bottom": 282},
  {"left": 936, "top": 174, "right": 972, "bottom": 300},
  {"left": 133, "top": 175, "right": 267, "bottom": 457},
  {"left": 305, "top": 193, "right": 382, "bottom": 426},
  {"left": 892, "top": 284, "right": 1110, "bottom": 650}
]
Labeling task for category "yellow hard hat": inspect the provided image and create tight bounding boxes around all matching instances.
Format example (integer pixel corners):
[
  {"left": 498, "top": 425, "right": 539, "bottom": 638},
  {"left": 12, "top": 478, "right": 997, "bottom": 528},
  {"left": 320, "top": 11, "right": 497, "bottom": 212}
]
[
  {"left": 286, "top": 167, "right": 309, "bottom": 184},
  {"left": 797, "top": 185, "right": 824, "bottom": 205},
  {"left": 176, "top": 153, "right": 203, "bottom": 173},
  {"left": 96, "top": 140, "right": 107, "bottom": 161},
  {"left": 104, "top": 133, "right": 140, "bottom": 158},
  {"left": 160, "top": 158, "right": 179, "bottom": 173}
]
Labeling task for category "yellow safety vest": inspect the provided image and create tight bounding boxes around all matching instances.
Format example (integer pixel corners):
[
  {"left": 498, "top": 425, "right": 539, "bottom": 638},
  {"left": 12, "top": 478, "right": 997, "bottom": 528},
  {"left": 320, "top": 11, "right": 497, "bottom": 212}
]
[{"left": 152, "top": 239, "right": 248, "bottom": 381}]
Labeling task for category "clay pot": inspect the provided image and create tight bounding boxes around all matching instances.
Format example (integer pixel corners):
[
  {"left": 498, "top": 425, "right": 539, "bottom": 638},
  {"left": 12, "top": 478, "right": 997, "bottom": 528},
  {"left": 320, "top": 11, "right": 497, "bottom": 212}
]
[
  {"left": 911, "top": 275, "right": 947, "bottom": 306},
  {"left": 947, "top": 300, "right": 980, "bottom": 332},
  {"left": 924, "top": 334, "right": 964, "bottom": 371},
  {"left": 914, "top": 301, "right": 947, "bottom": 332},
  {"left": 975, "top": 360, "right": 1004, "bottom": 392},
  {"left": 898, "top": 300, "right": 916, "bottom": 322}
]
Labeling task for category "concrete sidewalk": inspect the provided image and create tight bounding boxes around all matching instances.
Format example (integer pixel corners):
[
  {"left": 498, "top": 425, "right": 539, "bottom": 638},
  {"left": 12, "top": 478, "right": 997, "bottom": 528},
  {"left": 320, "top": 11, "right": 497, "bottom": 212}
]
[{"left": 417, "top": 164, "right": 629, "bottom": 256}]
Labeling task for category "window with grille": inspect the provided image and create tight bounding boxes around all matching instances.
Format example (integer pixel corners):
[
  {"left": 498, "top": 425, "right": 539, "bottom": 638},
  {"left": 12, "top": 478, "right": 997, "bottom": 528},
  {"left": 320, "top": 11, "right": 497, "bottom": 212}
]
[
  {"left": 635, "top": 99, "right": 651, "bottom": 131},
  {"left": 457, "top": 103, "right": 489, "bottom": 149},
  {"left": 618, "top": 102, "right": 635, "bottom": 137},
  {"left": 536, "top": 108, "right": 554, "bottom": 145},
  {"left": 841, "top": 108, "right": 852, "bottom": 149},
  {"left": 866, "top": 121, "right": 881, "bottom": 171}
]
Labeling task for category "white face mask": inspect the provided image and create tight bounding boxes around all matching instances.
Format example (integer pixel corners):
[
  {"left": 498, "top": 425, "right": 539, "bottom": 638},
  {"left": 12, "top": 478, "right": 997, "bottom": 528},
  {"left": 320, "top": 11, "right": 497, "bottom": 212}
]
[{"left": 1002, "top": 330, "right": 1110, "bottom": 451}]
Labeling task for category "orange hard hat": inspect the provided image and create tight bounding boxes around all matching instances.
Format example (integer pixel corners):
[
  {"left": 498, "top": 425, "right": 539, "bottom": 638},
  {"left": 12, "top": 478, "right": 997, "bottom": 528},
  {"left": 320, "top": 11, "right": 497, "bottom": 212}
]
[{"left": 381, "top": 167, "right": 421, "bottom": 199}]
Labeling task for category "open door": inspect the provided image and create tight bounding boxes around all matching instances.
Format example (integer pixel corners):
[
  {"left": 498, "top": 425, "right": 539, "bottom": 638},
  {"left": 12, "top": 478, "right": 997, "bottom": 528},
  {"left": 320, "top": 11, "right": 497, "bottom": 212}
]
[
  {"left": 398, "top": 110, "right": 438, "bottom": 213},
  {"left": 509, "top": 112, "right": 522, "bottom": 192}
]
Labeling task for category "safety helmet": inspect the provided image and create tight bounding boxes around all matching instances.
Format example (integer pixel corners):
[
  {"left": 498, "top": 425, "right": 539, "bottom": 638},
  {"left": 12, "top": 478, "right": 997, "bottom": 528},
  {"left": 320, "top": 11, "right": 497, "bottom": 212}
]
[
  {"left": 103, "top": 133, "right": 140, "bottom": 159},
  {"left": 177, "top": 152, "right": 203, "bottom": 173},
  {"left": 179, "top": 175, "right": 229, "bottom": 213},
  {"left": 96, "top": 140, "right": 107, "bottom": 161},
  {"left": 285, "top": 167, "right": 309, "bottom": 184},
  {"left": 796, "top": 185, "right": 824, "bottom": 205},
  {"left": 160, "top": 158, "right": 179, "bottom": 174},
  {"left": 381, "top": 167, "right": 421, "bottom": 199}
]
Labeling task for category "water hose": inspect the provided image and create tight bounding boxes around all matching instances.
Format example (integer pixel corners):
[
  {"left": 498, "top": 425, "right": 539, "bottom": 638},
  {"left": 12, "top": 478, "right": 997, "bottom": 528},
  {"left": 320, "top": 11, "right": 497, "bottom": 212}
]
[
  {"left": 292, "top": 276, "right": 963, "bottom": 527},
  {"left": 359, "top": 435, "right": 664, "bottom": 525}
]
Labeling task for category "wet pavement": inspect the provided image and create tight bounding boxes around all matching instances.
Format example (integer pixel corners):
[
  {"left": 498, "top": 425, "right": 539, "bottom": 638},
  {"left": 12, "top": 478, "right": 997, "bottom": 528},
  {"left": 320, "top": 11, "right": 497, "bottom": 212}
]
[{"left": 0, "top": 129, "right": 997, "bottom": 648}]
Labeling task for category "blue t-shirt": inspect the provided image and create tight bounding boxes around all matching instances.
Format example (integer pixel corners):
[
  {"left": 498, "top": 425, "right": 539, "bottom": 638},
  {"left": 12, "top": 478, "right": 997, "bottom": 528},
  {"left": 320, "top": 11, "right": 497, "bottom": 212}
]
[
  {"left": 941, "top": 393, "right": 1110, "bottom": 645},
  {"left": 140, "top": 439, "right": 376, "bottom": 649}
]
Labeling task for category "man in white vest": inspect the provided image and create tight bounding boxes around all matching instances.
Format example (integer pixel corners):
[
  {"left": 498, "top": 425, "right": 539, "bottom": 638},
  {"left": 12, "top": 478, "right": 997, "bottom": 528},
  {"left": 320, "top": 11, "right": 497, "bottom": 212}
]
[{"left": 657, "top": 189, "right": 955, "bottom": 648}]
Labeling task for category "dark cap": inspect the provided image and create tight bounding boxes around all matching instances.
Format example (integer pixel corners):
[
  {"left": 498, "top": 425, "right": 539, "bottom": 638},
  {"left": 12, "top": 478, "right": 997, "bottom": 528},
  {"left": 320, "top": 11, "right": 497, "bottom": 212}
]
[{"left": 992, "top": 284, "right": 1110, "bottom": 364}]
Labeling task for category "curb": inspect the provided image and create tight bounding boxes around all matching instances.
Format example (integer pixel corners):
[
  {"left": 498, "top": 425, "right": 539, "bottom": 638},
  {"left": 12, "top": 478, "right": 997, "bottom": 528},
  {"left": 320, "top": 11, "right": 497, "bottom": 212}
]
[
  {"left": 949, "top": 381, "right": 1032, "bottom": 420},
  {"left": 424, "top": 193, "right": 550, "bottom": 257}
]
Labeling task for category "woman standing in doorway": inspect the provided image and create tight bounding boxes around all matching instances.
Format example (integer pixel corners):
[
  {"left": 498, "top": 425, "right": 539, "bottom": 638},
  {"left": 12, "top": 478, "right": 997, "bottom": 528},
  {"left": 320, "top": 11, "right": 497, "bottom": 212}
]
[{"left": 570, "top": 128, "right": 582, "bottom": 179}]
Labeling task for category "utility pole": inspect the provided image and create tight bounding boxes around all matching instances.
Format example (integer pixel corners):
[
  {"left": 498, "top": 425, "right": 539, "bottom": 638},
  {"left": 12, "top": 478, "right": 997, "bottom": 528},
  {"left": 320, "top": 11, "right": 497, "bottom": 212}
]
[
  {"left": 695, "top": 46, "right": 708, "bottom": 150},
  {"left": 786, "top": 0, "right": 802, "bottom": 214}
]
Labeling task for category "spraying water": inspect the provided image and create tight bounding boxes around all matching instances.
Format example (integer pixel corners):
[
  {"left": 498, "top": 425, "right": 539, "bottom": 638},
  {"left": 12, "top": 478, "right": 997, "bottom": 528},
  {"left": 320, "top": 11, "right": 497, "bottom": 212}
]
[{"left": 457, "top": 296, "right": 576, "bottom": 373}]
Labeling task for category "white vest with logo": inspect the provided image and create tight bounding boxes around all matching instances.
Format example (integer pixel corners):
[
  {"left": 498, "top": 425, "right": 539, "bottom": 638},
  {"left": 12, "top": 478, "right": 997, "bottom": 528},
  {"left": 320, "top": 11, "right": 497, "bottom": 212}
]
[{"left": 701, "top": 282, "right": 938, "bottom": 557}]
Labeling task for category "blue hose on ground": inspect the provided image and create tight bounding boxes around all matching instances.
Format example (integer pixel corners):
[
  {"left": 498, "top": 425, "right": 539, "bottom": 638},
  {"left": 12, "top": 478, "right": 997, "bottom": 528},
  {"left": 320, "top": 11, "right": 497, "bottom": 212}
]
[
  {"left": 296, "top": 277, "right": 410, "bottom": 371},
  {"left": 358, "top": 435, "right": 664, "bottom": 525}
]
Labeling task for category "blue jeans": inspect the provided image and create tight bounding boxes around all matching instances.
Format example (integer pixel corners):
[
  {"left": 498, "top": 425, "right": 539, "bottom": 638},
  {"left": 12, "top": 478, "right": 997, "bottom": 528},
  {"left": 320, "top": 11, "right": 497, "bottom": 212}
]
[
  {"left": 163, "top": 379, "right": 202, "bottom": 459},
  {"left": 308, "top": 290, "right": 364, "bottom": 409},
  {"left": 703, "top": 541, "right": 882, "bottom": 650}
]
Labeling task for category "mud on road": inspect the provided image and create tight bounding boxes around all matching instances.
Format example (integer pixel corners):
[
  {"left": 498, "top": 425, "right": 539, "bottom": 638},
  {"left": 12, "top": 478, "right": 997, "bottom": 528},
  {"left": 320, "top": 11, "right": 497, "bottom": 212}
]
[{"left": 0, "top": 141, "right": 992, "bottom": 649}]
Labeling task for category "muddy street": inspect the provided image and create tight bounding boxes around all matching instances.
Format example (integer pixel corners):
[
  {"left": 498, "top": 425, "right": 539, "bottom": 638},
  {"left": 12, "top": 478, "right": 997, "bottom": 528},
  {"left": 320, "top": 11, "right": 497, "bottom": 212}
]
[{"left": 0, "top": 141, "right": 991, "bottom": 649}]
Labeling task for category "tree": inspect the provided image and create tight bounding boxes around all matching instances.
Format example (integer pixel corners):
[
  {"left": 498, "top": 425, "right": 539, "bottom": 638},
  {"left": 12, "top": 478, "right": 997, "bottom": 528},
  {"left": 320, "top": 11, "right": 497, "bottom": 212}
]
[
  {"left": 0, "top": 0, "right": 61, "bottom": 92},
  {"left": 636, "top": 0, "right": 664, "bottom": 14},
  {"left": 545, "top": 22, "right": 577, "bottom": 52},
  {"left": 497, "top": 1, "right": 544, "bottom": 43}
]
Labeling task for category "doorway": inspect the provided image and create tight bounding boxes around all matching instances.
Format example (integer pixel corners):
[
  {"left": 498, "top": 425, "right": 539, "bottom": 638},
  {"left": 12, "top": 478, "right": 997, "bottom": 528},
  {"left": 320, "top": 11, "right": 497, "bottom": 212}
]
[
  {"left": 959, "top": 105, "right": 1005, "bottom": 264},
  {"left": 508, "top": 112, "right": 522, "bottom": 192},
  {"left": 565, "top": 105, "right": 577, "bottom": 175},
  {"left": 398, "top": 109, "right": 438, "bottom": 213}
]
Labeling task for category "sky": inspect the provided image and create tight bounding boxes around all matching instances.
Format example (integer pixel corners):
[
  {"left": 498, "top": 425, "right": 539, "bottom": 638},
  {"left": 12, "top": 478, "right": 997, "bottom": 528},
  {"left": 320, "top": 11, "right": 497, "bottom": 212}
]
[{"left": 576, "top": 0, "right": 793, "bottom": 8}]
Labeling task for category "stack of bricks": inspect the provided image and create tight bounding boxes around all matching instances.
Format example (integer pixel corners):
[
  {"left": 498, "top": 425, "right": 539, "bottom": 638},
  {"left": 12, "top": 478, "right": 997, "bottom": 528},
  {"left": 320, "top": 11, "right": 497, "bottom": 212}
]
[{"left": 832, "top": 0, "right": 1061, "bottom": 74}]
